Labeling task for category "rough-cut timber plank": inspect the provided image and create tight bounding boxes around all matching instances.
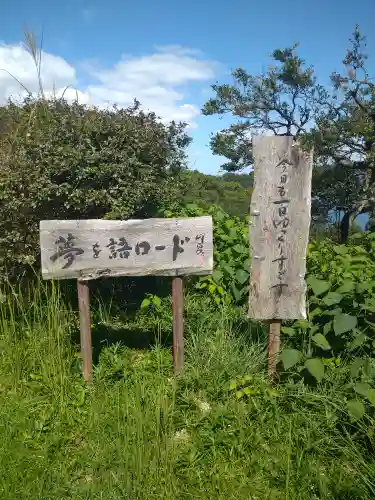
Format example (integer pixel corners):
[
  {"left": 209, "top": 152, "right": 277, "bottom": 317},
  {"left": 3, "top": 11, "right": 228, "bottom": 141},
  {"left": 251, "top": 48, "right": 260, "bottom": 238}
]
[
  {"left": 40, "top": 217, "right": 213, "bottom": 280},
  {"left": 249, "top": 136, "right": 313, "bottom": 320}
]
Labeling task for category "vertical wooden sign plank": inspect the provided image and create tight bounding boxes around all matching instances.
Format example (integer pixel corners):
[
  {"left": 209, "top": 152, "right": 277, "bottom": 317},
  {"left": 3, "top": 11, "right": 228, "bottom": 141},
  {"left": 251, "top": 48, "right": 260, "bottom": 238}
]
[
  {"left": 172, "top": 276, "right": 184, "bottom": 374},
  {"left": 77, "top": 280, "right": 92, "bottom": 383},
  {"left": 249, "top": 136, "right": 313, "bottom": 375}
]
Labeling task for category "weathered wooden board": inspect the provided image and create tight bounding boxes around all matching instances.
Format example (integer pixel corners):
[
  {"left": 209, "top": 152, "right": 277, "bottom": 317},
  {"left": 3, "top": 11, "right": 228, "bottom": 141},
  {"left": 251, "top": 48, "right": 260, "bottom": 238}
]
[
  {"left": 40, "top": 217, "right": 213, "bottom": 280},
  {"left": 249, "top": 136, "right": 313, "bottom": 320}
]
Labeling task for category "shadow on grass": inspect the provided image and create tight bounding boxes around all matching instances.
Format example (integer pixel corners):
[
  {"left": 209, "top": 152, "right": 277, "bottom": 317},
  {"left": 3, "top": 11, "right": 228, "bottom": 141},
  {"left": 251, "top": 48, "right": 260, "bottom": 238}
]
[{"left": 72, "top": 322, "right": 172, "bottom": 364}]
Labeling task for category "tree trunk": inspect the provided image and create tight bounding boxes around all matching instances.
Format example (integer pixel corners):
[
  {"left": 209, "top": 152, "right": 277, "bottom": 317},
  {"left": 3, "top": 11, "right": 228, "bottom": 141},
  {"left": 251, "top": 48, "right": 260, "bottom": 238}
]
[
  {"left": 340, "top": 202, "right": 371, "bottom": 243},
  {"left": 340, "top": 211, "right": 351, "bottom": 243}
]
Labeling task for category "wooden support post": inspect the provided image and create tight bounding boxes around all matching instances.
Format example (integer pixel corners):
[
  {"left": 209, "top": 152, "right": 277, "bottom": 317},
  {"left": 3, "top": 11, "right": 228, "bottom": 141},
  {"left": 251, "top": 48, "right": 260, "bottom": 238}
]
[
  {"left": 268, "top": 319, "right": 281, "bottom": 377},
  {"left": 172, "top": 276, "right": 184, "bottom": 374},
  {"left": 77, "top": 280, "right": 92, "bottom": 383}
]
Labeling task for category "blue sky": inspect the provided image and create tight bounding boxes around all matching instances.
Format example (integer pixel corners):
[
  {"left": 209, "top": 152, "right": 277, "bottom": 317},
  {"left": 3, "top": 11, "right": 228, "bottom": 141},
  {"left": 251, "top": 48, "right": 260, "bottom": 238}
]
[{"left": 1, "top": 0, "right": 374, "bottom": 175}]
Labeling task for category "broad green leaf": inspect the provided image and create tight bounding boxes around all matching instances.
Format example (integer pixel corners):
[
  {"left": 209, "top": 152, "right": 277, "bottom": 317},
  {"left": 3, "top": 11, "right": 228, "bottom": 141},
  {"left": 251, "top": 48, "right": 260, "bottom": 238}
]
[
  {"left": 229, "top": 228, "right": 238, "bottom": 239},
  {"left": 322, "top": 307, "right": 342, "bottom": 316},
  {"left": 307, "top": 276, "right": 330, "bottom": 296},
  {"left": 337, "top": 281, "right": 355, "bottom": 294},
  {"left": 212, "top": 269, "right": 223, "bottom": 283},
  {"left": 364, "top": 359, "right": 375, "bottom": 378},
  {"left": 333, "top": 314, "right": 357, "bottom": 335},
  {"left": 294, "top": 319, "right": 311, "bottom": 331},
  {"left": 351, "top": 256, "right": 367, "bottom": 263},
  {"left": 214, "top": 296, "right": 221, "bottom": 305},
  {"left": 140, "top": 298, "right": 151, "bottom": 309},
  {"left": 236, "top": 269, "right": 249, "bottom": 285},
  {"left": 208, "top": 284, "right": 216, "bottom": 294},
  {"left": 229, "top": 380, "right": 237, "bottom": 390},
  {"left": 354, "top": 382, "right": 370, "bottom": 398},
  {"left": 323, "top": 321, "right": 332, "bottom": 335},
  {"left": 231, "top": 284, "right": 241, "bottom": 301},
  {"left": 309, "top": 307, "right": 323, "bottom": 319},
  {"left": 233, "top": 244, "right": 246, "bottom": 255},
  {"left": 333, "top": 245, "right": 349, "bottom": 255},
  {"left": 323, "top": 292, "right": 343, "bottom": 306},
  {"left": 347, "top": 400, "right": 365, "bottom": 421},
  {"left": 312, "top": 333, "right": 331, "bottom": 351},
  {"left": 153, "top": 296, "right": 161, "bottom": 308},
  {"left": 350, "top": 332, "right": 367, "bottom": 349},
  {"left": 195, "top": 281, "right": 207, "bottom": 289},
  {"left": 243, "top": 258, "right": 251, "bottom": 269},
  {"left": 235, "top": 390, "right": 243, "bottom": 399},
  {"left": 281, "top": 349, "right": 302, "bottom": 370},
  {"left": 350, "top": 232, "right": 364, "bottom": 240},
  {"left": 281, "top": 326, "right": 296, "bottom": 337},
  {"left": 367, "top": 388, "right": 375, "bottom": 406},
  {"left": 222, "top": 263, "right": 234, "bottom": 276},
  {"left": 350, "top": 358, "right": 364, "bottom": 378},
  {"left": 356, "top": 282, "right": 373, "bottom": 293},
  {"left": 305, "top": 358, "right": 325, "bottom": 382}
]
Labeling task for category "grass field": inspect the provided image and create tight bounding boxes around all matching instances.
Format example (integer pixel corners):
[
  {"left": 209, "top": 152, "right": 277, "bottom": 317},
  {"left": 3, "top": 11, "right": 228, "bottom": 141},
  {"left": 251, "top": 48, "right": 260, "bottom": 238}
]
[{"left": 0, "top": 282, "right": 374, "bottom": 499}]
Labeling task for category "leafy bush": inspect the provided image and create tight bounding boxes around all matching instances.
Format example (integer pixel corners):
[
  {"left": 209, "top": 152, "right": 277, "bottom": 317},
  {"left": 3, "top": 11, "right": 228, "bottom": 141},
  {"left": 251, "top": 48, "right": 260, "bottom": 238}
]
[
  {"left": 280, "top": 233, "right": 375, "bottom": 418},
  {"left": 0, "top": 97, "right": 190, "bottom": 280},
  {"left": 162, "top": 203, "right": 249, "bottom": 306}
]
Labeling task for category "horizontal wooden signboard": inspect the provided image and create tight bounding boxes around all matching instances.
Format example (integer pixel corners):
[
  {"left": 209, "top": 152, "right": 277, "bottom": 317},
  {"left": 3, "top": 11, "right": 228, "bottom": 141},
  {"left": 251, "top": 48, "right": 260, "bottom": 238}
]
[
  {"left": 249, "top": 136, "right": 313, "bottom": 320},
  {"left": 40, "top": 217, "right": 213, "bottom": 280}
]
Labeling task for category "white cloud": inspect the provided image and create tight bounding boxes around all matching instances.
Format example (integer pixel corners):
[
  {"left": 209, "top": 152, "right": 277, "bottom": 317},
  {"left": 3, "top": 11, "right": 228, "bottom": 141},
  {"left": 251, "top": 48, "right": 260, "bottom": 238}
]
[
  {"left": 0, "top": 43, "right": 76, "bottom": 102},
  {"left": 0, "top": 43, "right": 217, "bottom": 126}
]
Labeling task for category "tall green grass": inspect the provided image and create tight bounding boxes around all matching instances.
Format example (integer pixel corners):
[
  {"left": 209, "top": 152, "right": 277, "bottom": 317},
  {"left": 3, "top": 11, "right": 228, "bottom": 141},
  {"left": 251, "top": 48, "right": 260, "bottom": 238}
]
[{"left": 0, "top": 282, "right": 374, "bottom": 499}]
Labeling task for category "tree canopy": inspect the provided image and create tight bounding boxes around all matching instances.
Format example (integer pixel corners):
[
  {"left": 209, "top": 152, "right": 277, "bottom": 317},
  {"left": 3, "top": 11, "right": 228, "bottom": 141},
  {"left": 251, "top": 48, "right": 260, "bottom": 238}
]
[
  {"left": 202, "top": 25, "right": 375, "bottom": 241},
  {"left": 180, "top": 170, "right": 252, "bottom": 218}
]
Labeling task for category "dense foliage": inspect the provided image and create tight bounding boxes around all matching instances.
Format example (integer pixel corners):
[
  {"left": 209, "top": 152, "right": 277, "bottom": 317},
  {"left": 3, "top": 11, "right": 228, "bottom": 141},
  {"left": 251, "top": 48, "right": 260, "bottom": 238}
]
[
  {"left": 177, "top": 205, "right": 375, "bottom": 419},
  {"left": 0, "top": 98, "right": 190, "bottom": 280},
  {"left": 163, "top": 203, "right": 249, "bottom": 306},
  {"left": 180, "top": 170, "right": 252, "bottom": 218}
]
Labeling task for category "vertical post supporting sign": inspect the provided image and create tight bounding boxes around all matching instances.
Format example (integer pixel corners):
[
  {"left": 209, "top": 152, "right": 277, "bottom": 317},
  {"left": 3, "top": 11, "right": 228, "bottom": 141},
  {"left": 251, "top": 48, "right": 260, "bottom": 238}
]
[{"left": 249, "top": 136, "right": 313, "bottom": 376}]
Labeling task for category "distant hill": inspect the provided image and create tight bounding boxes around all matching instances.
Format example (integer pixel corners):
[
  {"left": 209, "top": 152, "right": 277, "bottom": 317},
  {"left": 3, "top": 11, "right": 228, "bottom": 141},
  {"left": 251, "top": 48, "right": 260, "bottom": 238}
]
[{"left": 180, "top": 170, "right": 253, "bottom": 218}]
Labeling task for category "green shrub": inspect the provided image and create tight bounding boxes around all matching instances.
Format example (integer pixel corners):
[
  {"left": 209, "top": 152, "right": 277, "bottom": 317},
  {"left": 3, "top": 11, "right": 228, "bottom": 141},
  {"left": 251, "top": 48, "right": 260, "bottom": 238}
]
[
  {"left": 161, "top": 203, "right": 249, "bottom": 306},
  {"left": 280, "top": 233, "right": 375, "bottom": 418},
  {"left": 0, "top": 97, "right": 190, "bottom": 280}
]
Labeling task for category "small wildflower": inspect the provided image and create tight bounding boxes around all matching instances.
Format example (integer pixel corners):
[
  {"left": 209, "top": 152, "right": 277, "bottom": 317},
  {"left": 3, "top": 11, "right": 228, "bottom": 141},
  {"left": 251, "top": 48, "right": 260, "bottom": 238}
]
[
  {"left": 174, "top": 428, "right": 189, "bottom": 442},
  {"left": 195, "top": 398, "right": 211, "bottom": 414}
]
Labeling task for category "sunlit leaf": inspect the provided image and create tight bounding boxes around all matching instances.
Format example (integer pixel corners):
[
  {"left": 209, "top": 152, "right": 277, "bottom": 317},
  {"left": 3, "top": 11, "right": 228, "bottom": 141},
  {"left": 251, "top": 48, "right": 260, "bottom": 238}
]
[
  {"left": 323, "top": 292, "right": 343, "bottom": 306},
  {"left": 333, "top": 314, "right": 357, "bottom": 335},
  {"left": 305, "top": 358, "right": 325, "bottom": 382},
  {"left": 347, "top": 400, "right": 365, "bottom": 421},
  {"left": 367, "top": 388, "right": 375, "bottom": 406},
  {"left": 350, "top": 358, "right": 364, "bottom": 378},
  {"left": 281, "top": 326, "right": 296, "bottom": 337},
  {"left": 212, "top": 270, "right": 223, "bottom": 282},
  {"left": 281, "top": 349, "right": 302, "bottom": 370},
  {"left": 307, "top": 277, "right": 330, "bottom": 296},
  {"left": 312, "top": 333, "right": 331, "bottom": 351},
  {"left": 337, "top": 281, "right": 355, "bottom": 293},
  {"left": 333, "top": 245, "right": 349, "bottom": 255},
  {"left": 236, "top": 269, "right": 249, "bottom": 285}
]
